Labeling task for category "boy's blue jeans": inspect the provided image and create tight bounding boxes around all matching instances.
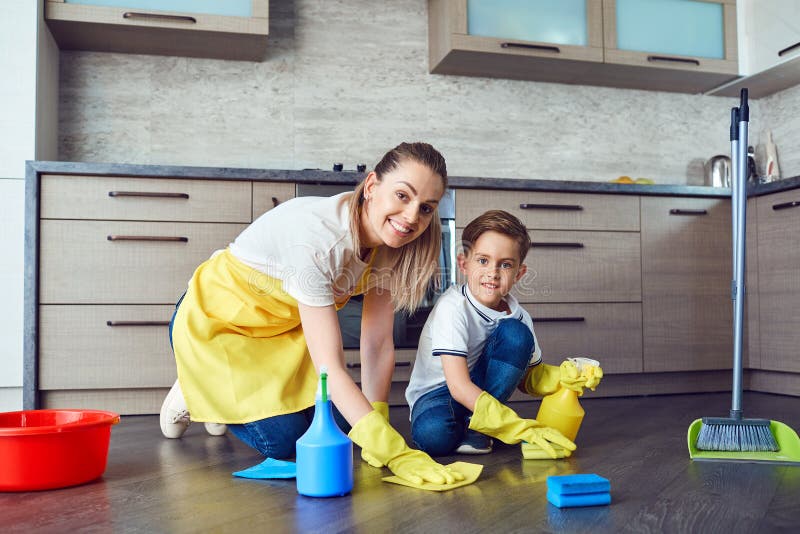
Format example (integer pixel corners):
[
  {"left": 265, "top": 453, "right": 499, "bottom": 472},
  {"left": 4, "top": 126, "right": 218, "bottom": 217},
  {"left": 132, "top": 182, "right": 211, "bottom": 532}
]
[
  {"left": 169, "top": 293, "right": 348, "bottom": 459},
  {"left": 410, "top": 318, "right": 534, "bottom": 457}
]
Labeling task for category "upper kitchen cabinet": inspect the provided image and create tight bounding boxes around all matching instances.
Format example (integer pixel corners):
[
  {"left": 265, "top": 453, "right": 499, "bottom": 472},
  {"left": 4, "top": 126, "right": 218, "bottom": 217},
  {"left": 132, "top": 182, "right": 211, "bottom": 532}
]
[
  {"left": 708, "top": 0, "right": 800, "bottom": 98},
  {"left": 428, "top": 0, "right": 740, "bottom": 94},
  {"left": 44, "top": 0, "right": 269, "bottom": 61},
  {"left": 429, "top": 0, "right": 604, "bottom": 83}
]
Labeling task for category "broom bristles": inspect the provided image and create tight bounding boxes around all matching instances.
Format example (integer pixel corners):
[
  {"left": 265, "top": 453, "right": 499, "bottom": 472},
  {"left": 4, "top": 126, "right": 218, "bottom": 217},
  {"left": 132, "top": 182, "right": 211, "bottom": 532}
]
[{"left": 696, "top": 417, "right": 779, "bottom": 452}]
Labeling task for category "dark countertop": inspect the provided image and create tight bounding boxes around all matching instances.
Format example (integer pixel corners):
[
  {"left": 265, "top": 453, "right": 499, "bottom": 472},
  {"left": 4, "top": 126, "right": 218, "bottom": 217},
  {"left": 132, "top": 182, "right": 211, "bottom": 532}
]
[{"left": 26, "top": 160, "right": 800, "bottom": 198}]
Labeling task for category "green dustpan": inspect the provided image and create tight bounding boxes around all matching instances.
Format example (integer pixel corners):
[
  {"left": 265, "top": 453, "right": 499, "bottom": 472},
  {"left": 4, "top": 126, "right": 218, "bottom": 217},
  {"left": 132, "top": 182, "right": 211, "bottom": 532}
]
[{"left": 688, "top": 418, "right": 800, "bottom": 465}]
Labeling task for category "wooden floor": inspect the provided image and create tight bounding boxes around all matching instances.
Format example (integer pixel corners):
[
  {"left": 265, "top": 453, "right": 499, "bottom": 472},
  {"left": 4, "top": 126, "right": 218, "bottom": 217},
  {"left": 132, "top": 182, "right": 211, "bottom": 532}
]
[{"left": 3, "top": 392, "right": 800, "bottom": 533}]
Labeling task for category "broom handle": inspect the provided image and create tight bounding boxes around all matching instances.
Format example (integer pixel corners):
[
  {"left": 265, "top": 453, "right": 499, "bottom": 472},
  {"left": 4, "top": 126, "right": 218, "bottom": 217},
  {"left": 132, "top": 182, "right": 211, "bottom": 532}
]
[{"left": 731, "top": 89, "right": 749, "bottom": 418}]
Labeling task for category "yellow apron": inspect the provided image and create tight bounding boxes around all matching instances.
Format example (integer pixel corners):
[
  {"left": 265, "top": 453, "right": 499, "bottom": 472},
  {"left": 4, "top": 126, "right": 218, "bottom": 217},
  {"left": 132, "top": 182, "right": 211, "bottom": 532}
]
[{"left": 172, "top": 248, "right": 373, "bottom": 424}]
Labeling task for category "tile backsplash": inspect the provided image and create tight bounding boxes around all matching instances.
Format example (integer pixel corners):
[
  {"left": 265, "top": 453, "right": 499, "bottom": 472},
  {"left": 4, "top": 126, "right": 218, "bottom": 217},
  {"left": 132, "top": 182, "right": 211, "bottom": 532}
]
[{"left": 58, "top": 0, "right": 798, "bottom": 183}]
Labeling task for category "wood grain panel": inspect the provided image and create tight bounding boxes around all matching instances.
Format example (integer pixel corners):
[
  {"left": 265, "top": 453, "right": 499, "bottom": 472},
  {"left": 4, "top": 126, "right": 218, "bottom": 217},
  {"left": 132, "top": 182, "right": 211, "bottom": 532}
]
[
  {"left": 456, "top": 189, "right": 639, "bottom": 231},
  {"left": 756, "top": 190, "right": 800, "bottom": 373},
  {"left": 39, "top": 305, "right": 176, "bottom": 389},
  {"left": 343, "top": 349, "right": 416, "bottom": 383},
  {"left": 40, "top": 220, "right": 247, "bottom": 304},
  {"left": 642, "top": 197, "right": 733, "bottom": 371},
  {"left": 40, "top": 388, "right": 169, "bottom": 415},
  {"left": 524, "top": 303, "right": 643, "bottom": 374},
  {"left": 746, "top": 198, "right": 760, "bottom": 369},
  {"left": 252, "top": 182, "right": 296, "bottom": 220},
  {"left": 41, "top": 175, "right": 252, "bottom": 223}
]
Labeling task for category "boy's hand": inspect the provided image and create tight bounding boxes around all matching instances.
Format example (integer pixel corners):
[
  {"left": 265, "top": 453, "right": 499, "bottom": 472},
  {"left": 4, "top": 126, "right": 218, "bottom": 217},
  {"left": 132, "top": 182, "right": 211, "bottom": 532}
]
[
  {"left": 468, "top": 392, "right": 576, "bottom": 459},
  {"left": 561, "top": 359, "right": 603, "bottom": 396}
]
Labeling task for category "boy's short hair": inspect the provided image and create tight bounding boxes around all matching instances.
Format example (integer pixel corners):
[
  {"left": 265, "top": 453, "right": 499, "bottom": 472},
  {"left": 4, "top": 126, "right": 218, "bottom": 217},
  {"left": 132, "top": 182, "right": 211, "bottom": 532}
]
[{"left": 461, "top": 210, "right": 531, "bottom": 263}]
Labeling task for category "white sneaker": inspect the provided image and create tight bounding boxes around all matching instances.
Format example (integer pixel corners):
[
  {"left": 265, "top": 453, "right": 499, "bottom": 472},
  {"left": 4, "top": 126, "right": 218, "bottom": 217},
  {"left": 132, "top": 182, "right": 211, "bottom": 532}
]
[
  {"left": 160, "top": 380, "right": 191, "bottom": 439},
  {"left": 204, "top": 422, "right": 228, "bottom": 436}
]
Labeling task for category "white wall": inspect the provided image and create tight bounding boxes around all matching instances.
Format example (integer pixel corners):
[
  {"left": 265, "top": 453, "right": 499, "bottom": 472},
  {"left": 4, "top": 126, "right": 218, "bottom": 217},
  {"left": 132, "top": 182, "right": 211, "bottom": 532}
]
[{"left": 0, "top": 0, "right": 58, "bottom": 411}]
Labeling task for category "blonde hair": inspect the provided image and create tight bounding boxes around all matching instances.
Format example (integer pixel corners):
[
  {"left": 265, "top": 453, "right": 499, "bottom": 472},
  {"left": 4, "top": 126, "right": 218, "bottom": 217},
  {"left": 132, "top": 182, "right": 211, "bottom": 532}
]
[{"left": 348, "top": 142, "right": 448, "bottom": 313}]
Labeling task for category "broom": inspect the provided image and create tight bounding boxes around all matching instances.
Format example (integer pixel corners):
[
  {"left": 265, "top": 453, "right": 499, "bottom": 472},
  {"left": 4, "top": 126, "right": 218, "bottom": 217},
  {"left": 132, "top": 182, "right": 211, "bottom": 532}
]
[{"left": 696, "top": 89, "right": 778, "bottom": 453}]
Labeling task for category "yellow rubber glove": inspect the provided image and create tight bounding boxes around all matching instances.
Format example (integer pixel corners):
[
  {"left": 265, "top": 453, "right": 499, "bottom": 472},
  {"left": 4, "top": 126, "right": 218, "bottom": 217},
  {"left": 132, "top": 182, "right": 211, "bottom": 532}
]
[
  {"left": 469, "top": 391, "right": 576, "bottom": 459},
  {"left": 520, "top": 360, "right": 604, "bottom": 397},
  {"left": 361, "top": 401, "right": 389, "bottom": 468},
  {"left": 521, "top": 442, "right": 573, "bottom": 460},
  {"left": 348, "top": 410, "right": 466, "bottom": 486}
]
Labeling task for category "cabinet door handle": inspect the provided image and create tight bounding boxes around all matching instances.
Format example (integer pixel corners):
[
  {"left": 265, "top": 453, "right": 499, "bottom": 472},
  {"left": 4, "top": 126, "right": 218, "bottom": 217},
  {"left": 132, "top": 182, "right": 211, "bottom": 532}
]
[
  {"left": 534, "top": 317, "right": 586, "bottom": 323},
  {"left": 107, "top": 235, "right": 189, "bottom": 242},
  {"left": 109, "top": 191, "right": 190, "bottom": 199},
  {"left": 669, "top": 209, "right": 708, "bottom": 216},
  {"left": 106, "top": 321, "right": 170, "bottom": 327},
  {"left": 647, "top": 55, "right": 700, "bottom": 66},
  {"left": 123, "top": 12, "right": 197, "bottom": 24},
  {"left": 772, "top": 200, "right": 800, "bottom": 211},
  {"left": 531, "top": 242, "right": 584, "bottom": 249},
  {"left": 501, "top": 42, "right": 560, "bottom": 53},
  {"left": 520, "top": 203, "right": 583, "bottom": 211},
  {"left": 346, "top": 361, "right": 411, "bottom": 369},
  {"left": 778, "top": 41, "right": 800, "bottom": 57}
]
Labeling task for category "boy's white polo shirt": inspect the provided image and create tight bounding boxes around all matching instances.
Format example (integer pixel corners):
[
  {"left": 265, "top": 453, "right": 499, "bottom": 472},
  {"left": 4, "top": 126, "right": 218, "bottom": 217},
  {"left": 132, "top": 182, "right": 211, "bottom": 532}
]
[{"left": 405, "top": 284, "right": 542, "bottom": 412}]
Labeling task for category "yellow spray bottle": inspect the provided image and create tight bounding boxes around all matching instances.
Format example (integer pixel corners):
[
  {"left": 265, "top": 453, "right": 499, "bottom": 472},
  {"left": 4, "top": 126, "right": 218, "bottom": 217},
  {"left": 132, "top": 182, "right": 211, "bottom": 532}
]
[{"left": 535, "top": 357, "right": 599, "bottom": 442}]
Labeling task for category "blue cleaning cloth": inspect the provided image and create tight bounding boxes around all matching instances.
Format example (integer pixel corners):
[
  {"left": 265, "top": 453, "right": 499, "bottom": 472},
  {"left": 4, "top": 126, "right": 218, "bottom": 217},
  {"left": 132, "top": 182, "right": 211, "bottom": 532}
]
[
  {"left": 547, "top": 490, "right": 611, "bottom": 508},
  {"left": 232, "top": 458, "right": 297, "bottom": 479},
  {"left": 547, "top": 474, "right": 610, "bottom": 495}
]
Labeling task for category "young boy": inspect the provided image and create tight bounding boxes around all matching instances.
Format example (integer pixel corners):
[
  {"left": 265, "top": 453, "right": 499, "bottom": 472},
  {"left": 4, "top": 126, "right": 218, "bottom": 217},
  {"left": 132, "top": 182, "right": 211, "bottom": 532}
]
[{"left": 405, "top": 210, "right": 602, "bottom": 458}]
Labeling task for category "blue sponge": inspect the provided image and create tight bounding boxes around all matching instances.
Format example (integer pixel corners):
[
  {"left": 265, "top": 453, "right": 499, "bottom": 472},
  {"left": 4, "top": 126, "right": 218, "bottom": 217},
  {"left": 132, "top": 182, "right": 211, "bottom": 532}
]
[
  {"left": 547, "top": 490, "right": 611, "bottom": 508},
  {"left": 547, "top": 474, "right": 610, "bottom": 495}
]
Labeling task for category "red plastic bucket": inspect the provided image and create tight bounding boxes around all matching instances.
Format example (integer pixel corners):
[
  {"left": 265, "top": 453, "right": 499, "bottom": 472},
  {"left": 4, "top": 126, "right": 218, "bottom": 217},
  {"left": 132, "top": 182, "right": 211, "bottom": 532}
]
[{"left": 0, "top": 409, "right": 120, "bottom": 491}]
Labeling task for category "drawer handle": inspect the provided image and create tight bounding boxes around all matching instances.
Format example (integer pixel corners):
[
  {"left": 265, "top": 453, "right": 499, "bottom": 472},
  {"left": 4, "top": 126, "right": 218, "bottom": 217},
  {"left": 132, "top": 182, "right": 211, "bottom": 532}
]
[
  {"left": 272, "top": 196, "right": 280, "bottom": 207},
  {"left": 531, "top": 242, "right": 584, "bottom": 249},
  {"left": 772, "top": 200, "right": 800, "bottom": 211},
  {"left": 519, "top": 203, "right": 583, "bottom": 211},
  {"left": 107, "top": 321, "right": 170, "bottom": 327},
  {"left": 669, "top": 209, "right": 708, "bottom": 216},
  {"left": 109, "top": 191, "right": 190, "bottom": 199},
  {"left": 123, "top": 12, "right": 197, "bottom": 24},
  {"left": 534, "top": 317, "right": 586, "bottom": 323},
  {"left": 345, "top": 362, "right": 411, "bottom": 369},
  {"left": 501, "top": 42, "right": 560, "bottom": 53},
  {"left": 647, "top": 55, "right": 700, "bottom": 66},
  {"left": 107, "top": 235, "right": 189, "bottom": 242},
  {"left": 778, "top": 41, "right": 800, "bottom": 57}
]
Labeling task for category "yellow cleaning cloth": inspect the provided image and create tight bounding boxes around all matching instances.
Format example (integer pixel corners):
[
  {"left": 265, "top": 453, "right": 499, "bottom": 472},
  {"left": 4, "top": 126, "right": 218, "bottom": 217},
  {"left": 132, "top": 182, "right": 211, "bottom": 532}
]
[
  {"left": 382, "top": 462, "right": 483, "bottom": 491},
  {"left": 521, "top": 442, "right": 573, "bottom": 460}
]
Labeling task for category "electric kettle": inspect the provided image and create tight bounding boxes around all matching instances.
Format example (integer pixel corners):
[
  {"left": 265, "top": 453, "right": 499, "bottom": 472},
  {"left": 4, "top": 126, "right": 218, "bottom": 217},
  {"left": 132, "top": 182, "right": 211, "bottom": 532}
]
[{"left": 704, "top": 155, "right": 731, "bottom": 187}]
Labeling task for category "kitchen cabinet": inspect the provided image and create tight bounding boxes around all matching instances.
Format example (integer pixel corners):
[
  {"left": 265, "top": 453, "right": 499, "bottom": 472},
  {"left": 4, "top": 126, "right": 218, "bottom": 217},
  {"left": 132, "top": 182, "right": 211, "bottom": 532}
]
[
  {"left": 707, "top": 0, "right": 800, "bottom": 98},
  {"left": 456, "top": 189, "right": 643, "bottom": 388},
  {"left": 44, "top": 0, "right": 269, "bottom": 61},
  {"left": 756, "top": 189, "right": 800, "bottom": 373},
  {"left": 428, "top": 0, "right": 738, "bottom": 93},
  {"left": 641, "top": 196, "right": 733, "bottom": 372},
  {"left": 33, "top": 173, "right": 293, "bottom": 414}
]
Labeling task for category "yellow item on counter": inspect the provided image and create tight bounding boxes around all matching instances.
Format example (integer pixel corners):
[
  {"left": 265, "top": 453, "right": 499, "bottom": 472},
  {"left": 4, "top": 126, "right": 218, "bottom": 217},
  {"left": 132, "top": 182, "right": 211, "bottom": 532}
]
[
  {"left": 536, "top": 386, "right": 585, "bottom": 442},
  {"left": 469, "top": 392, "right": 576, "bottom": 458},
  {"left": 382, "top": 461, "right": 483, "bottom": 492},
  {"left": 361, "top": 401, "right": 390, "bottom": 467},
  {"left": 521, "top": 442, "right": 573, "bottom": 460},
  {"left": 348, "top": 410, "right": 469, "bottom": 487}
]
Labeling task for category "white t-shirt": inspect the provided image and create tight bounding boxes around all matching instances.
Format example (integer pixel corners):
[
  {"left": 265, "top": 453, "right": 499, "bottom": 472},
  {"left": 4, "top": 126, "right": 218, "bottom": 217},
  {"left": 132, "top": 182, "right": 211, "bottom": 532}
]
[
  {"left": 228, "top": 192, "right": 372, "bottom": 307},
  {"left": 405, "top": 284, "right": 542, "bottom": 412}
]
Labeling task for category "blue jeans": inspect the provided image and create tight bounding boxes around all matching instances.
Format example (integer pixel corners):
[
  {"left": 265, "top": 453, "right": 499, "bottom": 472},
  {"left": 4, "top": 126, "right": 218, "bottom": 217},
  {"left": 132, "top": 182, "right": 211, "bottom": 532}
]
[
  {"left": 410, "top": 318, "right": 534, "bottom": 456},
  {"left": 168, "top": 292, "right": 349, "bottom": 458}
]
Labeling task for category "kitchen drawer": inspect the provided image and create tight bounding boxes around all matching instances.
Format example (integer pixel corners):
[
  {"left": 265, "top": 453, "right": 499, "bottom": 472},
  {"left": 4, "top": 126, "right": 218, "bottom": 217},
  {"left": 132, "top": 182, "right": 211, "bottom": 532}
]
[
  {"left": 344, "top": 349, "right": 416, "bottom": 383},
  {"left": 41, "top": 175, "right": 252, "bottom": 223},
  {"left": 455, "top": 190, "right": 639, "bottom": 231},
  {"left": 456, "top": 229, "right": 641, "bottom": 303},
  {"left": 525, "top": 303, "right": 643, "bottom": 374},
  {"left": 40, "top": 220, "right": 247, "bottom": 304},
  {"left": 39, "top": 305, "right": 176, "bottom": 389},
  {"left": 252, "top": 181, "right": 296, "bottom": 220}
]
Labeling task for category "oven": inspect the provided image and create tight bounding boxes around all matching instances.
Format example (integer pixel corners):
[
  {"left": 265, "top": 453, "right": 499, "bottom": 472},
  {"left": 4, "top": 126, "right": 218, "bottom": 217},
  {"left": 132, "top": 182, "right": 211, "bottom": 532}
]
[{"left": 295, "top": 183, "right": 456, "bottom": 349}]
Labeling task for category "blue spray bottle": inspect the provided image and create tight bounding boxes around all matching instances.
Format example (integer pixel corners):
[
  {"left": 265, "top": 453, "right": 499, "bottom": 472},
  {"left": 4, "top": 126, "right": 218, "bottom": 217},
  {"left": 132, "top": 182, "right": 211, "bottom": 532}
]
[{"left": 295, "top": 366, "right": 353, "bottom": 497}]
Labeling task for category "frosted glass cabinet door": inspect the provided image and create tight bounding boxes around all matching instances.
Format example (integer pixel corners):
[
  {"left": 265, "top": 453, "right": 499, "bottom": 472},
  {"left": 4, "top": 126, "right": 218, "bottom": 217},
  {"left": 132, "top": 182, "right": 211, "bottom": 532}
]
[
  {"left": 603, "top": 0, "right": 738, "bottom": 75},
  {"left": 467, "top": 0, "right": 592, "bottom": 47},
  {"left": 63, "top": 0, "right": 254, "bottom": 18}
]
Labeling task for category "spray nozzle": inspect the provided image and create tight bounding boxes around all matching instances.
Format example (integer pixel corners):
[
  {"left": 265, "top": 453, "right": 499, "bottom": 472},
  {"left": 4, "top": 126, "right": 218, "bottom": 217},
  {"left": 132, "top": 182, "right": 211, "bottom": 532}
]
[{"left": 317, "top": 366, "right": 328, "bottom": 403}]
